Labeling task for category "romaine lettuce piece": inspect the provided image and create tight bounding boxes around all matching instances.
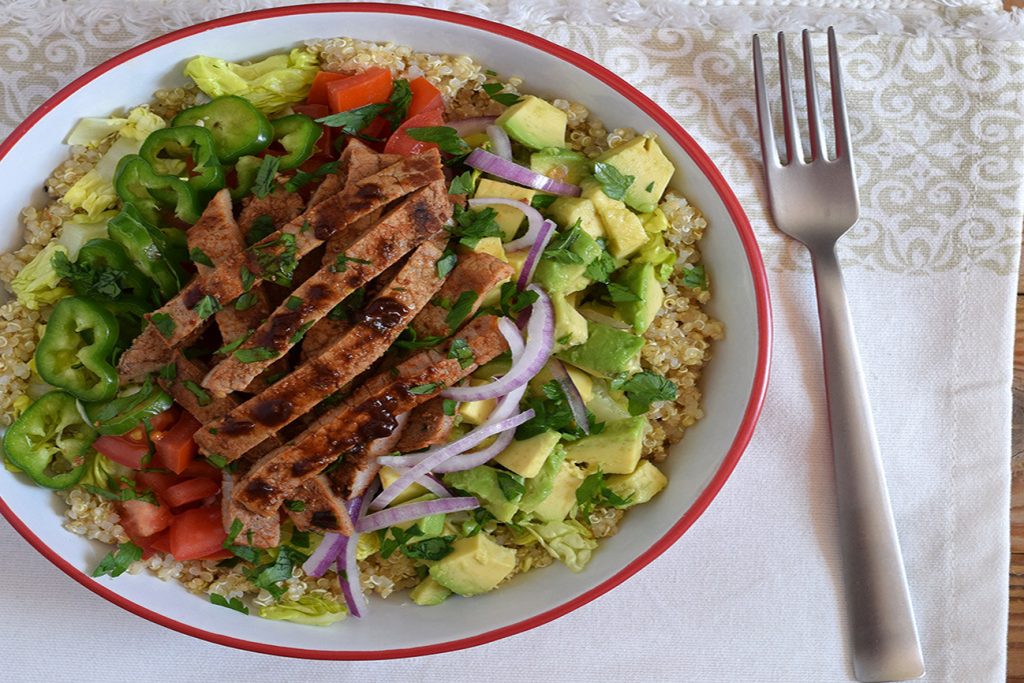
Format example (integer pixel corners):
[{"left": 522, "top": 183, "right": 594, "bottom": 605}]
[
  {"left": 184, "top": 49, "right": 319, "bottom": 113},
  {"left": 66, "top": 106, "right": 166, "bottom": 147},
  {"left": 61, "top": 136, "right": 145, "bottom": 220},
  {"left": 10, "top": 241, "right": 74, "bottom": 310},
  {"left": 523, "top": 519, "right": 597, "bottom": 573},
  {"left": 258, "top": 592, "right": 347, "bottom": 626},
  {"left": 79, "top": 453, "right": 130, "bottom": 489}
]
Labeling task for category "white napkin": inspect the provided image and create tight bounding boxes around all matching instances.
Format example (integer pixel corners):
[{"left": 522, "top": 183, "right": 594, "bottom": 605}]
[{"left": 0, "top": 2, "right": 1020, "bottom": 681}]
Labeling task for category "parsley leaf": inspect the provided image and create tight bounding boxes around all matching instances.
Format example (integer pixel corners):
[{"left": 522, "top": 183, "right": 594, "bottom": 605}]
[
  {"left": 206, "top": 454, "right": 230, "bottom": 469},
  {"left": 245, "top": 215, "right": 276, "bottom": 247},
  {"left": 316, "top": 103, "right": 389, "bottom": 137},
  {"left": 193, "top": 294, "right": 221, "bottom": 320},
  {"left": 384, "top": 79, "right": 412, "bottom": 129},
  {"left": 446, "top": 205, "right": 502, "bottom": 248},
  {"left": 234, "top": 292, "right": 259, "bottom": 312},
  {"left": 158, "top": 362, "right": 177, "bottom": 381},
  {"left": 393, "top": 328, "right": 444, "bottom": 351},
  {"left": 183, "top": 380, "right": 212, "bottom": 407},
  {"left": 611, "top": 371, "right": 678, "bottom": 415},
  {"left": 285, "top": 160, "right": 339, "bottom": 192},
  {"left": 584, "top": 248, "right": 617, "bottom": 283},
  {"left": 243, "top": 547, "right": 304, "bottom": 600},
  {"left": 445, "top": 291, "right": 478, "bottom": 331},
  {"left": 681, "top": 264, "right": 707, "bottom": 290},
  {"left": 189, "top": 247, "right": 214, "bottom": 267},
  {"left": 284, "top": 500, "right": 306, "bottom": 512},
  {"left": 285, "top": 295, "right": 303, "bottom": 311},
  {"left": 496, "top": 471, "right": 525, "bottom": 502},
  {"left": 481, "top": 82, "right": 522, "bottom": 106},
  {"left": 517, "top": 380, "right": 595, "bottom": 440},
  {"left": 448, "top": 171, "right": 475, "bottom": 195},
  {"left": 576, "top": 470, "right": 633, "bottom": 516},
  {"left": 379, "top": 524, "right": 422, "bottom": 559},
  {"left": 406, "top": 126, "right": 471, "bottom": 156},
  {"left": 435, "top": 249, "right": 458, "bottom": 279},
  {"left": 448, "top": 338, "right": 475, "bottom": 369},
  {"left": 151, "top": 313, "right": 175, "bottom": 338},
  {"left": 234, "top": 346, "right": 279, "bottom": 363},
  {"left": 442, "top": 398, "right": 457, "bottom": 416},
  {"left": 542, "top": 226, "right": 585, "bottom": 265},
  {"left": 92, "top": 542, "right": 142, "bottom": 578},
  {"left": 531, "top": 193, "right": 557, "bottom": 209},
  {"left": 253, "top": 232, "right": 298, "bottom": 287},
  {"left": 607, "top": 282, "right": 641, "bottom": 303},
  {"left": 409, "top": 382, "right": 442, "bottom": 396},
  {"left": 210, "top": 594, "right": 249, "bottom": 614},
  {"left": 252, "top": 156, "right": 280, "bottom": 199},
  {"left": 498, "top": 281, "right": 538, "bottom": 317},
  {"left": 402, "top": 534, "right": 456, "bottom": 561},
  {"left": 331, "top": 253, "right": 372, "bottom": 274},
  {"left": 592, "top": 161, "right": 635, "bottom": 201}
]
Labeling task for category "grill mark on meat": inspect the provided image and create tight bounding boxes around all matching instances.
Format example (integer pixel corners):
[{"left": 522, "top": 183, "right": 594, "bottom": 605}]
[
  {"left": 358, "top": 297, "right": 408, "bottom": 333},
  {"left": 395, "top": 398, "right": 454, "bottom": 453},
  {"left": 250, "top": 398, "right": 293, "bottom": 427},
  {"left": 330, "top": 411, "right": 409, "bottom": 500},
  {"left": 219, "top": 416, "right": 256, "bottom": 436},
  {"left": 412, "top": 251, "right": 514, "bottom": 338},
  {"left": 310, "top": 510, "right": 338, "bottom": 528}
]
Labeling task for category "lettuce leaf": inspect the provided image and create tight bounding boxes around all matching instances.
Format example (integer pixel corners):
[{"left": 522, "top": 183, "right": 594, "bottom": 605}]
[
  {"left": 523, "top": 519, "right": 597, "bottom": 573},
  {"left": 184, "top": 49, "right": 319, "bottom": 113},
  {"left": 66, "top": 106, "right": 166, "bottom": 147},
  {"left": 258, "top": 593, "right": 347, "bottom": 626},
  {"left": 79, "top": 453, "right": 130, "bottom": 490},
  {"left": 10, "top": 241, "right": 74, "bottom": 310}
]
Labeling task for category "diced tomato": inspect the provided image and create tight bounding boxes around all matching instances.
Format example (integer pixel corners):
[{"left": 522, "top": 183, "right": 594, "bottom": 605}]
[
  {"left": 148, "top": 406, "right": 180, "bottom": 432},
  {"left": 169, "top": 505, "right": 228, "bottom": 561},
  {"left": 134, "top": 470, "right": 179, "bottom": 501},
  {"left": 148, "top": 529, "right": 172, "bottom": 555},
  {"left": 407, "top": 77, "right": 444, "bottom": 118},
  {"left": 94, "top": 435, "right": 150, "bottom": 469},
  {"left": 307, "top": 71, "right": 348, "bottom": 106},
  {"left": 182, "top": 459, "right": 222, "bottom": 481},
  {"left": 293, "top": 103, "right": 329, "bottom": 119},
  {"left": 152, "top": 412, "right": 201, "bottom": 475},
  {"left": 117, "top": 498, "right": 173, "bottom": 541},
  {"left": 163, "top": 477, "right": 221, "bottom": 509},
  {"left": 327, "top": 67, "right": 392, "bottom": 114},
  {"left": 384, "top": 108, "right": 446, "bottom": 156}
]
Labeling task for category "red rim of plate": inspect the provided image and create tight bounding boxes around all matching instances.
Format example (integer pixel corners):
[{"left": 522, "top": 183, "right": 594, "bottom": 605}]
[{"left": 0, "top": 2, "right": 772, "bottom": 661}]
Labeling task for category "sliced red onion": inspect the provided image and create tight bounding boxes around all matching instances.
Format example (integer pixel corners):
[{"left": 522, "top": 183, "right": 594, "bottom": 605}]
[
  {"left": 447, "top": 117, "right": 497, "bottom": 137},
  {"left": 432, "top": 428, "right": 516, "bottom": 473},
  {"left": 418, "top": 474, "right": 451, "bottom": 498},
  {"left": 468, "top": 197, "right": 544, "bottom": 251},
  {"left": 580, "top": 306, "right": 631, "bottom": 330},
  {"left": 486, "top": 124, "right": 512, "bottom": 160},
  {"left": 302, "top": 532, "right": 344, "bottom": 578},
  {"left": 442, "top": 289, "right": 553, "bottom": 403},
  {"left": 370, "top": 410, "right": 535, "bottom": 510},
  {"left": 516, "top": 220, "right": 556, "bottom": 290},
  {"left": 550, "top": 360, "right": 590, "bottom": 434},
  {"left": 356, "top": 496, "right": 480, "bottom": 533},
  {"left": 466, "top": 148, "right": 581, "bottom": 196}
]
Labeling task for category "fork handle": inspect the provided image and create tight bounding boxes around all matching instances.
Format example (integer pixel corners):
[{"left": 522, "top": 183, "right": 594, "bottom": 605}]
[{"left": 810, "top": 246, "right": 925, "bottom": 682}]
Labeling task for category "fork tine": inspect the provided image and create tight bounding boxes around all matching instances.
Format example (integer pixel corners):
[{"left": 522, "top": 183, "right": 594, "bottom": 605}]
[
  {"left": 827, "top": 27, "right": 853, "bottom": 161},
  {"left": 777, "top": 32, "right": 803, "bottom": 165},
  {"left": 752, "top": 34, "right": 779, "bottom": 167},
  {"left": 802, "top": 30, "right": 828, "bottom": 161}
]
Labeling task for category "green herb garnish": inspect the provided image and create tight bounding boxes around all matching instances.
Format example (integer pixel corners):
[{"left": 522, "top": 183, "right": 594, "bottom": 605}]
[
  {"left": 592, "top": 161, "right": 635, "bottom": 201},
  {"left": 92, "top": 542, "right": 142, "bottom": 578},
  {"left": 448, "top": 171, "right": 475, "bottom": 195},
  {"left": 252, "top": 156, "right": 280, "bottom": 199},
  {"left": 611, "top": 371, "right": 678, "bottom": 415},
  {"left": 234, "top": 346, "right": 279, "bottom": 363},
  {"left": 481, "top": 82, "right": 522, "bottom": 106},
  {"left": 210, "top": 594, "right": 249, "bottom": 614},
  {"left": 189, "top": 247, "right": 214, "bottom": 267},
  {"left": 151, "top": 313, "right": 175, "bottom": 338},
  {"left": 445, "top": 291, "right": 478, "bottom": 330},
  {"left": 406, "top": 126, "right": 471, "bottom": 156}
]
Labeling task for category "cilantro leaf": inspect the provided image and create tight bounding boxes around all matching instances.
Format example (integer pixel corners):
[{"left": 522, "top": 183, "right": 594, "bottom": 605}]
[
  {"left": 531, "top": 193, "right": 557, "bottom": 209},
  {"left": 150, "top": 313, "right": 175, "bottom": 338},
  {"left": 517, "top": 380, "right": 597, "bottom": 440},
  {"left": 402, "top": 534, "right": 456, "bottom": 561},
  {"left": 409, "top": 382, "right": 442, "bottom": 396},
  {"left": 435, "top": 249, "right": 458, "bottom": 278},
  {"left": 384, "top": 79, "right": 412, "bottom": 129},
  {"left": 442, "top": 398, "right": 457, "bottom": 416},
  {"left": 92, "top": 542, "right": 142, "bottom": 578},
  {"left": 576, "top": 470, "right": 633, "bottom": 516},
  {"left": 406, "top": 126, "right": 471, "bottom": 156},
  {"left": 612, "top": 371, "right": 678, "bottom": 415},
  {"left": 182, "top": 380, "right": 212, "bottom": 407},
  {"left": 189, "top": 247, "right": 214, "bottom": 267},
  {"left": 52, "top": 251, "right": 132, "bottom": 300},
  {"left": 289, "top": 320, "right": 315, "bottom": 345},
  {"left": 234, "top": 346, "right": 279, "bottom": 363},
  {"left": 206, "top": 454, "right": 230, "bottom": 469},
  {"left": 542, "top": 226, "right": 586, "bottom": 265},
  {"left": 252, "top": 156, "right": 280, "bottom": 199},
  {"left": 239, "top": 264, "right": 256, "bottom": 291},
  {"left": 158, "top": 362, "right": 177, "bottom": 381},
  {"left": 445, "top": 291, "right": 478, "bottom": 331},
  {"left": 496, "top": 471, "right": 525, "bottom": 502},
  {"left": 607, "top": 282, "right": 641, "bottom": 303},
  {"left": 584, "top": 249, "right": 617, "bottom": 283},
  {"left": 446, "top": 205, "right": 502, "bottom": 248},
  {"left": 448, "top": 338, "right": 475, "bottom": 369},
  {"left": 253, "top": 232, "right": 298, "bottom": 287},
  {"left": 331, "top": 253, "right": 372, "bottom": 274},
  {"left": 393, "top": 328, "right": 444, "bottom": 351},
  {"left": 193, "top": 294, "right": 221, "bottom": 320},
  {"left": 645, "top": 181, "right": 655, "bottom": 193},
  {"left": 210, "top": 594, "right": 249, "bottom": 614},
  {"left": 316, "top": 103, "right": 389, "bottom": 137},
  {"left": 592, "top": 161, "right": 635, "bottom": 201},
  {"left": 245, "top": 215, "right": 276, "bottom": 247},
  {"left": 448, "top": 171, "right": 475, "bottom": 195},
  {"left": 285, "top": 295, "right": 303, "bottom": 311},
  {"left": 498, "top": 281, "right": 538, "bottom": 317},
  {"left": 285, "top": 160, "right": 339, "bottom": 192},
  {"left": 481, "top": 82, "right": 522, "bottom": 106},
  {"left": 234, "top": 292, "right": 258, "bottom": 312},
  {"left": 217, "top": 331, "right": 252, "bottom": 355},
  {"left": 681, "top": 264, "right": 707, "bottom": 290}
]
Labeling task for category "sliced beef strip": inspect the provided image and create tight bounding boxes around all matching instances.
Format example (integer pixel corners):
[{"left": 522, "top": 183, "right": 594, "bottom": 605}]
[
  {"left": 117, "top": 325, "right": 171, "bottom": 382},
  {"left": 329, "top": 411, "right": 410, "bottom": 500},
  {"left": 196, "top": 235, "right": 449, "bottom": 460},
  {"left": 237, "top": 188, "right": 305, "bottom": 236},
  {"left": 411, "top": 251, "right": 514, "bottom": 339},
  {"left": 199, "top": 182, "right": 451, "bottom": 395},
  {"left": 285, "top": 475, "right": 355, "bottom": 535},
  {"left": 128, "top": 146, "right": 443, "bottom": 351},
  {"left": 233, "top": 315, "right": 509, "bottom": 516},
  {"left": 222, "top": 470, "right": 281, "bottom": 548},
  {"left": 393, "top": 398, "right": 455, "bottom": 453}
]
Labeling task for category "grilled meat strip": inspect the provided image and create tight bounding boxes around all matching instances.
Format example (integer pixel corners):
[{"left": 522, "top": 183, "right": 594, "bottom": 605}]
[
  {"left": 238, "top": 188, "right": 305, "bottom": 235},
  {"left": 394, "top": 398, "right": 455, "bottom": 453},
  {"left": 222, "top": 469, "right": 281, "bottom": 548},
  {"left": 200, "top": 181, "right": 451, "bottom": 395},
  {"left": 330, "top": 411, "right": 410, "bottom": 500},
  {"left": 411, "top": 251, "right": 514, "bottom": 338},
  {"left": 234, "top": 315, "right": 509, "bottom": 517},
  {"left": 285, "top": 475, "right": 355, "bottom": 535},
  {"left": 196, "top": 235, "right": 448, "bottom": 459}
]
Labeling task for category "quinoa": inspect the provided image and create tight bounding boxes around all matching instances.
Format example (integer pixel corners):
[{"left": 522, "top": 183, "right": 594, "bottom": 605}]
[{"left": 2, "top": 38, "right": 720, "bottom": 615}]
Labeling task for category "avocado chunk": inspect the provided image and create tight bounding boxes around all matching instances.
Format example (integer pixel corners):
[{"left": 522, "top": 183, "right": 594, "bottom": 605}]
[
  {"left": 586, "top": 380, "right": 632, "bottom": 423},
  {"left": 495, "top": 430, "right": 561, "bottom": 478},
  {"left": 520, "top": 444, "right": 567, "bottom": 511},
  {"left": 606, "top": 460, "right": 668, "bottom": 507},
  {"left": 636, "top": 232, "right": 677, "bottom": 283},
  {"left": 581, "top": 181, "right": 647, "bottom": 258},
  {"left": 613, "top": 261, "right": 664, "bottom": 334},
  {"left": 641, "top": 207, "right": 669, "bottom": 234},
  {"left": 393, "top": 494, "right": 447, "bottom": 536},
  {"left": 410, "top": 576, "right": 452, "bottom": 606},
  {"left": 496, "top": 96, "right": 568, "bottom": 150},
  {"left": 474, "top": 178, "right": 536, "bottom": 240},
  {"left": 528, "top": 359, "right": 593, "bottom": 402},
  {"left": 530, "top": 147, "right": 590, "bottom": 185},
  {"left": 596, "top": 136, "right": 675, "bottom": 213},
  {"left": 458, "top": 381, "right": 498, "bottom": 425},
  {"left": 457, "top": 235, "right": 507, "bottom": 263},
  {"left": 378, "top": 466, "right": 430, "bottom": 506},
  {"left": 550, "top": 293, "right": 588, "bottom": 351},
  {"left": 530, "top": 460, "right": 586, "bottom": 522},
  {"left": 563, "top": 416, "right": 648, "bottom": 474},
  {"left": 443, "top": 466, "right": 519, "bottom": 522},
  {"left": 557, "top": 322, "right": 643, "bottom": 378},
  {"left": 429, "top": 533, "right": 516, "bottom": 596},
  {"left": 548, "top": 197, "right": 604, "bottom": 238},
  {"left": 532, "top": 227, "right": 604, "bottom": 295}
]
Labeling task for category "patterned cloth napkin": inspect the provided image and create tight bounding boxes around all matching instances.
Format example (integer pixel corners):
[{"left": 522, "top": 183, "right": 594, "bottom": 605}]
[{"left": 0, "top": 1, "right": 1021, "bottom": 681}]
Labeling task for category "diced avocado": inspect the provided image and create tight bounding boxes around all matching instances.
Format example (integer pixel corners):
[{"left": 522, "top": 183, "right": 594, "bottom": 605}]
[
  {"left": 495, "top": 430, "right": 561, "bottom": 478},
  {"left": 520, "top": 445, "right": 567, "bottom": 511},
  {"left": 429, "top": 533, "right": 516, "bottom": 596},
  {"left": 458, "top": 235, "right": 507, "bottom": 263},
  {"left": 443, "top": 466, "right": 518, "bottom": 522},
  {"left": 641, "top": 207, "right": 669, "bottom": 234},
  {"left": 596, "top": 136, "right": 675, "bottom": 213},
  {"left": 564, "top": 416, "right": 648, "bottom": 474},
  {"left": 496, "top": 96, "right": 567, "bottom": 150},
  {"left": 557, "top": 322, "right": 643, "bottom": 378},
  {"left": 458, "top": 380, "right": 498, "bottom": 425},
  {"left": 606, "top": 460, "right": 668, "bottom": 507},
  {"left": 636, "top": 232, "right": 677, "bottom": 283},
  {"left": 548, "top": 197, "right": 604, "bottom": 238},
  {"left": 472, "top": 355, "right": 511, "bottom": 381},
  {"left": 577, "top": 302, "right": 628, "bottom": 329},
  {"left": 581, "top": 181, "right": 647, "bottom": 259},
  {"left": 550, "top": 293, "right": 588, "bottom": 351},
  {"left": 586, "top": 381, "right": 632, "bottom": 423},
  {"left": 613, "top": 261, "right": 664, "bottom": 334},
  {"left": 393, "top": 494, "right": 447, "bottom": 536},
  {"left": 530, "top": 147, "right": 590, "bottom": 185},
  {"left": 506, "top": 249, "right": 528, "bottom": 283},
  {"left": 474, "top": 179, "right": 536, "bottom": 240},
  {"left": 528, "top": 359, "right": 594, "bottom": 402},
  {"left": 410, "top": 576, "right": 452, "bottom": 606},
  {"left": 532, "top": 228, "right": 604, "bottom": 295},
  {"left": 379, "top": 466, "right": 430, "bottom": 506},
  {"left": 530, "top": 460, "right": 586, "bottom": 522}
]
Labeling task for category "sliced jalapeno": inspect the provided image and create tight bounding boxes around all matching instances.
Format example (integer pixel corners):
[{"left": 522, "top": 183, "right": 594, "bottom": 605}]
[
  {"left": 108, "top": 205, "right": 189, "bottom": 301},
  {"left": 86, "top": 378, "right": 173, "bottom": 436},
  {"left": 172, "top": 95, "right": 273, "bottom": 164},
  {"left": 35, "top": 297, "right": 119, "bottom": 403},
  {"left": 113, "top": 154, "right": 201, "bottom": 225},
  {"left": 270, "top": 114, "right": 321, "bottom": 170},
  {"left": 229, "top": 155, "right": 263, "bottom": 200},
  {"left": 139, "top": 125, "right": 226, "bottom": 199},
  {"left": 3, "top": 390, "right": 96, "bottom": 489}
]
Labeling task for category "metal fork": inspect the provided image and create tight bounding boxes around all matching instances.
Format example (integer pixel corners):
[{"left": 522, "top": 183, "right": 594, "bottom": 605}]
[{"left": 753, "top": 28, "right": 925, "bottom": 682}]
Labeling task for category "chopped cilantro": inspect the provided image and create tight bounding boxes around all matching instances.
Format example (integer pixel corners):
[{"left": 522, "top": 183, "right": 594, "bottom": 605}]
[
  {"left": 435, "top": 248, "right": 458, "bottom": 278},
  {"left": 252, "top": 156, "right": 280, "bottom": 199},
  {"left": 406, "top": 126, "right": 471, "bottom": 156},
  {"left": 285, "top": 160, "right": 339, "bottom": 192},
  {"left": 448, "top": 171, "right": 475, "bottom": 196},
  {"left": 384, "top": 79, "right": 412, "bottom": 129},
  {"left": 542, "top": 225, "right": 586, "bottom": 265},
  {"left": 206, "top": 454, "right": 229, "bottom": 469},
  {"left": 442, "top": 398, "right": 457, "bottom": 416},
  {"left": 234, "top": 292, "right": 258, "bottom": 312},
  {"left": 158, "top": 362, "right": 177, "bottom": 381},
  {"left": 193, "top": 294, "right": 221, "bottom": 320},
  {"left": 531, "top": 193, "right": 557, "bottom": 209},
  {"left": 151, "top": 313, "right": 175, "bottom": 338},
  {"left": 402, "top": 534, "right": 457, "bottom": 561},
  {"left": 448, "top": 338, "right": 475, "bottom": 368},
  {"left": 83, "top": 479, "right": 157, "bottom": 506},
  {"left": 284, "top": 500, "right": 306, "bottom": 512},
  {"left": 285, "top": 295, "right": 303, "bottom": 311},
  {"left": 92, "top": 542, "right": 142, "bottom": 578},
  {"left": 243, "top": 547, "right": 306, "bottom": 599},
  {"left": 496, "top": 471, "right": 525, "bottom": 502},
  {"left": 210, "top": 594, "right": 249, "bottom": 614},
  {"left": 584, "top": 249, "right": 617, "bottom": 283},
  {"left": 576, "top": 470, "right": 633, "bottom": 517},
  {"left": 189, "top": 246, "right": 214, "bottom": 267},
  {"left": 289, "top": 321, "right": 315, "bottom": 345},
  {"left": 611, "top": 371, "right": 678, "bottom": 416},
  {"left": 234, "top": 346, "right": 279, "bottom": 363},
  {"left": 245, "top": 215, "right": 276, "bottom": 247},
  {"left": 253, "top": 232, "right": 298, "bottom": 287},
  {"left": 379, "top": 524, "right": 422, "bottom": 559},
  {"left": 481, "top": 82, "right": 522, "bottom": 106},
  {"left": 681, "top": 264, "right": 707, "bottom": 290},
  {"left": 316, "top": 103, "right": 389, "bottom": 138},
  {"left": 393, "top": 328, "right": 444, "bottom": 350},
  {"left": 217, "top": 331, "right": 252, "bottom": 354},
  {"left": 409, "top": 382, "right": 442, "bottom": 396},
  {"left": 498, "top": 281, "right": 538, "bottom": 317},
  {"left": 645, "top": 181, "right": 655, "bottom": 193},
  {"left": 445, "top": 291, "right": 478, "bottom": 331},
  {"left": 331, "top": 253, "right": 372, "bottom": 274},
  {"left": 517, "top": 380, "right": 597, "bottom": 440},
  {"left": 183, "top": 380, "right": 212, "bottom": 407},
  {"left": 592, "top": 161, "right": 635, "bottom": 201},
  {"left": 607, "top": 282, "right": 641, "bottom": 303},
  {"left": 446, "top": 205, "right": 502, "bottom": 248},
  {"left": 239, "top": 264, "right": 256, "bottom": 291}
]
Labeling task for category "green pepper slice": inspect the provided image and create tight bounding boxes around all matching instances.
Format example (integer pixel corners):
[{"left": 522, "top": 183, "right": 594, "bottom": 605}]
[
  {"left": 172, "top": 96, "right": 273, "bottom": 164},
  {"left": 108, "top": 205, "right": 189, "bottom": 301},
  {"left": 270, "top": 115, "right": 321, "bottom": 170},
  {"left": 74, "top": 239, "right": 154, "bottom": 299},
  {"left": 228, "top": 155, "right": 263, "bottom": 200},
  {"left": 139, "top": 125, "right": 226, "bottom": 199},
  {"left": 35, "top": 297, "right": 119, "bottom": 403},
  {"left": 100, "top": 296, "right": 151, "bottom": 354},
  {"left": 3, "top": 391, "right": 96, "bottom": 489},
  {"left": 86, "top": 378, "right": 173, "bottom": 436},
  {"left": 114, "top": 154, "right": 201, "bottom": 225}
]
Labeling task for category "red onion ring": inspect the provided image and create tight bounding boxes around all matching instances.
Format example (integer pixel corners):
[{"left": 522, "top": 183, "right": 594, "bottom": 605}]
[
  {"left": 549, "top": 360, "right": 590, "bottom": 434},
  {"left": 486, "top": 124, "right": 512, "bottom": 160},
  {"left": 516, "top": 220, "right": 556, "bottom": 290},
  {"left": 466, "top": 148, "right": 581, "bottom": 196},
  {"left": 356, "top": 496, "right": 481, "bottom": 533},
  {"left": 446, "top": 116, "right": 497, "bottom": 137}
]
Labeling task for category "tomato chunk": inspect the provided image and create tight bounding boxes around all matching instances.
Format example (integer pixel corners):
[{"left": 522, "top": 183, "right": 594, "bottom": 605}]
[
  {"left": 327, "top": 67, "right": 392, "bottom": 114},
  {"left": 307, "top": 71, "right": 348, "bottom": 106},
  {"left": 134, "top": 470, "right": 179, "bottom": 501},
  {"left": 384, "top": 109, "right": 445, "bottom": 156},
  {"left": 407, "top": 77, "right": 444, "bottom": 118},
  {"left": 182, "top": 459, "right": 223, "bottom": 481},
  {"left": 148, "top": 406, "right": 180, "bottom": 432},
  {"left": 169, "top": 505, "right": 227, "bottom": 561},
  {"left": 148, "top": 529, "right": 172, "bottom": 555},
  {"left": 153, "top": 413, "right": 201, "bottom": 475},
  {"left": 117, "top": 498, "right": 173, "bottom": 540},
  {"left": 163, "top": 477, "right": 221, "bottom": 509},
  {"left": 94, "top": 435, "right": 150, "bottom": 470}
]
